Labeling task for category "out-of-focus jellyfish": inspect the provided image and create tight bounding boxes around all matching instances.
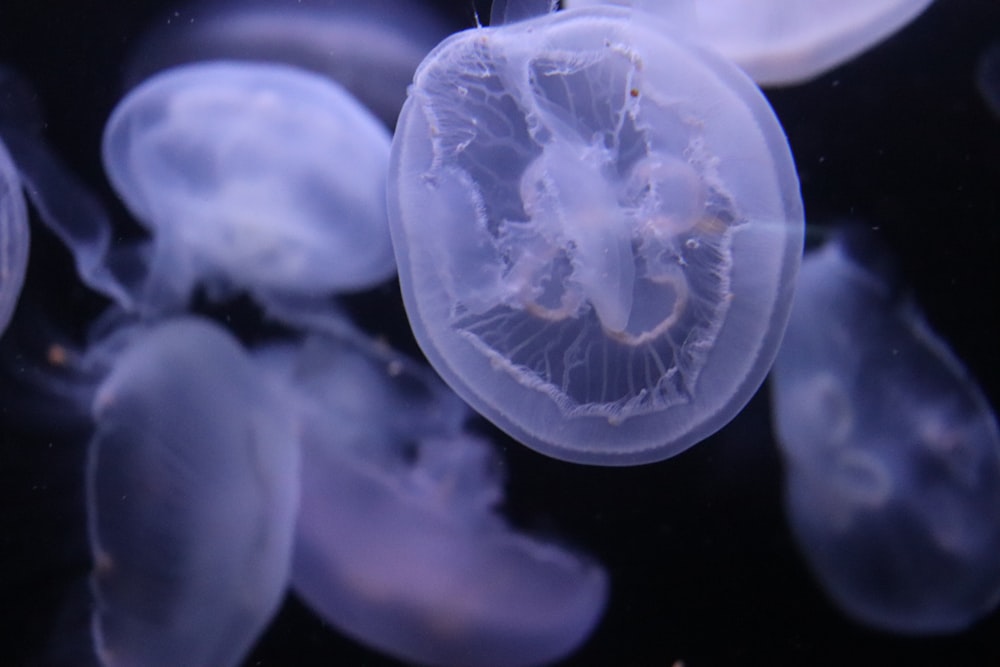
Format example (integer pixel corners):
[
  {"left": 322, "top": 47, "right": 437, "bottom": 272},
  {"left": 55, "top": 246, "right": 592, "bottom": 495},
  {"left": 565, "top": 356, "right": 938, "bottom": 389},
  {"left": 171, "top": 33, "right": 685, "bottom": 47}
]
[
  {"left": 0, "top": 136, "right": 29, "bottom": 338},
  {"left": 102, "top": 60, "right": 394, "bottom": 315},
  {"left": 564, "top": 0, "right": 936, "bottom": 86},
  {"left": 257, "top": 310, "right": 608, "bottom": 666},
  {"left": 770, "top": 235, "right": 1000, "bottom": 634},
  {"left": 976, "top": 40, "right": 1000, "bottom": 119},
  {"left": 87, "top": 317, "right": 300, "bottom": 667},
  {"left": 124, "top": 0, "right": 456, "bottom": 127},
  {"left": 388, "top": 6, "right": 803, "bottom": 465}
]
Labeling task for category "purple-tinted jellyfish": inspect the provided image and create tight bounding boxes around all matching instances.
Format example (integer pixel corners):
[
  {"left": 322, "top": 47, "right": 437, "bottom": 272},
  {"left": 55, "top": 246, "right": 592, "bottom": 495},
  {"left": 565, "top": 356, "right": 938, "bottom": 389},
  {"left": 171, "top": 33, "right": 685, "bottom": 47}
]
[
  {"left": 87, "top": 317, "right": 300, "bottom": 667},
  {"left": 257, "top": 312, "right": 608, "bottom": 666},
  {"left": 102, "top": 61, "right": 394, "bottom": 315},
  {"left": 388, "top": 6, "right": 803, "bottom": 465},
  {"left": 565, "top": 0, "right": 935, "bottom": 86},
  {"left": 124, "top": 0, "right": 456, "bottom": 127},
  {"left": 770, "top": 235, "right": 1000, "bottom": 634},
  {"left": 0, "top": 135, "right": 28, "bottom": 337}
]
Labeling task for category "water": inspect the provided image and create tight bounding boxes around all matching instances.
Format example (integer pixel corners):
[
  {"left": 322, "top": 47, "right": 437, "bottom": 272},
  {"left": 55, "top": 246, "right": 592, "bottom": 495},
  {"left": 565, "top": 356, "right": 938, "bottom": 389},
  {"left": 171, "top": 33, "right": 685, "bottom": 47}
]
[{"left": 0, "top": 0, "right": 997, "bottom": 665}]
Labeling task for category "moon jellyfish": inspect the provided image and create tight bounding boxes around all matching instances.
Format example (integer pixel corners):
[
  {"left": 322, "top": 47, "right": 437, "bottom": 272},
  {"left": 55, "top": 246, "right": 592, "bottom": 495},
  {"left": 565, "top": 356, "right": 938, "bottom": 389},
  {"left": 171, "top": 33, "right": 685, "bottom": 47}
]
[
  {"left": 565, "top": 0, "right": 936, "bottom": 86},
  {"left": 770, "top": 236, "right": 1000, "bottom": 634},
  {"left": 124, "top": 0, "right": 456, "bottom": 127},
  {"left": 388, "top": 6, "right": 803, "bottom": 465},
  {"left": 258, "top": 315, "right": 608, "bottom": 666},
  {"left": 0, "top": 136, "right": 28, "bottom": 337},
  {"left": 87, "top": 317, "right": 300, "bottom": 667},
  {"left": 103, "top": 60, "right": 394, "bottom": 314}
]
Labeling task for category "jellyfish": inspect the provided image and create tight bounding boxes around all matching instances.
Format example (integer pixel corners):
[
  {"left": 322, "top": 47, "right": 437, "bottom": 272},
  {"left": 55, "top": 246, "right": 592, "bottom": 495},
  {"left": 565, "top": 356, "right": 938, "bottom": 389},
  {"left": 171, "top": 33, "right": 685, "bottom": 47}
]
[
  {"left": 123, "top": 0, "right": 457, "bottom": 127},
  {"left": 564, "top": 0, "right": 936, "bottom": 86},
  {"left": 0, "top": 136, "right": 29, "bottom": 338},
  {"left": 256, "top": 309, "right": 608, "bottom": 666},
  {"left": 102, "top": 60, "right": 394, "bottom": 315},
  {"left": 86, "top": 317, "right": 300, "bottom": 667},
  {"left": 388, "top": 6, "right": 803, "bottom": 465},
  {"left": 770, "top": 235, "right": 1000, "bottom": 634}
]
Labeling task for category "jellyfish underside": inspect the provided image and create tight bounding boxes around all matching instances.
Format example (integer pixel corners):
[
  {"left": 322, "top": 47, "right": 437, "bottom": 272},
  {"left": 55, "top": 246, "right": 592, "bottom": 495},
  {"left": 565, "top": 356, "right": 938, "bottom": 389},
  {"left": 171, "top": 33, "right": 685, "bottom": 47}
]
[
  {"left": 771, "top": 238, "right": 1000, "bottom": 634},
  {"left": 415, "top": 54, "right": 738, "bottom": 419},
  {"left": 390, "top": 6, "right": 802, "bottom": 463}
]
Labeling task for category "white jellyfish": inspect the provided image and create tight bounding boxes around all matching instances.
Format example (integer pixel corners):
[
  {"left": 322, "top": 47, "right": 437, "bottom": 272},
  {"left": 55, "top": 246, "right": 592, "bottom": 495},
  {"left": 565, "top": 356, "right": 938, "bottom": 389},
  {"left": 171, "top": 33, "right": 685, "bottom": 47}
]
[
  {"left": 388, "top": 6, "right": 803, "bottom": 465},
  {"left": 255, "top": 308, "right": 608, "bottom": 667},
  {"left": 86, "top": 317, "right": 300, "bottom": 667},
  {"left": 770, "top": 234, "right": 1000, "bottom": 634},
  {"left": 103, "top": 60, "right": 395, "bottom": 315},
  {"left": 565, "top": 0, "right": 936, "bottom": 86},
  {"left": 123, "top": 0, "right": 457, "bottom": 127},
  {"left": 0, "top": 136, "right": 29, "bottom": 338}
]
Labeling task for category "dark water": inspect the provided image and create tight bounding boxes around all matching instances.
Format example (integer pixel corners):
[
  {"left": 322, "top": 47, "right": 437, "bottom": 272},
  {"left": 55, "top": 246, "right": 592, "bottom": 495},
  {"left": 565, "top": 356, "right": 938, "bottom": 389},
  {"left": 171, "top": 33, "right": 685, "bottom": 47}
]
[{"left": 0, "top": 1, "right": 998, "bottom": 665}]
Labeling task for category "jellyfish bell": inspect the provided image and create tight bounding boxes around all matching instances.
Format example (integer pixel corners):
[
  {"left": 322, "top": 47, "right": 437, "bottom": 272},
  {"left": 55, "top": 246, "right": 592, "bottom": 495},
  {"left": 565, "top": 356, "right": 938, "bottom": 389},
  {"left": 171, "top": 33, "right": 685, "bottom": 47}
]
[
  {"left": 770, "top": 234, "right": 1000, "bottom": 634},
  {"left": 388, "top": 5, "right": 803, "bottom": 465},
  {"left": 293, "top": 431, "right": 608, "bottom": 667},
  {"left": 87, "top": 317, "right": 300, "bottom": 667},
  {"left": 691, "top": 0, "right": 936, "bottom": 85},
  {"left": 564, "top": 0, "right": 936, "bottom": 86},
  {"left": 257, "top": 314, "right": 608, "bottom": 667},
  {"left": 124, "top": 0, "right": 457, "bottom": 127},
  {"left": 102, "top": 60, "right": 395, "bottom": 315}
]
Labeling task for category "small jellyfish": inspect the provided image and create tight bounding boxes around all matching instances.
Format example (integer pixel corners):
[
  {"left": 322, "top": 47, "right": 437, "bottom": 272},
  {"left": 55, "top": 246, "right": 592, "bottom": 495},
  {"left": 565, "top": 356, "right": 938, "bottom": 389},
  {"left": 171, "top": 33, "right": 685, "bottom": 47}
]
[
  {"left": 123, "top": 0, "right": 457, "bottom": 127},
  {"left": 257, "top": 314, "right": 608, "bottom": 666},
  {"left": 0, "top": 136, "right": 29, "bottom": 338},
  {"left": 388, "top": 6, "right": 803, "bottom": 464},
  {"left": 565, "top": 0, "right": 936, "bottom": 85},
  {"left": 103, "top": 60, "right": 394, "bottom": 314},
  {"left": 770, "top": 235, "right": 1000, "bottom": 634},
  {"left": 87, "top": 317, "right": 300, "bottom": 667}
]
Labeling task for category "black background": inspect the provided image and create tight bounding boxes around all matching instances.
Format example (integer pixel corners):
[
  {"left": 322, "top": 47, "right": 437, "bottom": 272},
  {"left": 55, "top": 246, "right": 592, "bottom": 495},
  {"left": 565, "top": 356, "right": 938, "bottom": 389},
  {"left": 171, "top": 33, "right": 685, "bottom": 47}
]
[{"left": 1, "top": 1, "right": 998, "bottom": 665}]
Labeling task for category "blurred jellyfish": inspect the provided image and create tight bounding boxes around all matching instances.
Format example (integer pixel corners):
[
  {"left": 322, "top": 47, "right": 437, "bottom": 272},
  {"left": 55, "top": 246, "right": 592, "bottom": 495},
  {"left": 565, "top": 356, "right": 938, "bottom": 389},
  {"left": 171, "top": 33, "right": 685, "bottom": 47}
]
[
  {"left": 87, "top": 317, "right": 300, "bottom": 667},
  {"left": 770, "top": 234, "right": 1000, "bottom": 634},
  {"left": 976, "top": 40, "right": 1000, "bottom": 119},
  {"left": 257, "top": 310, "right": 608, "bottom": 666},
  {"left": 124, "top": 0, "right": 457, "bottom": 127},
  {"left": 388, "top": 6, "right": 803, "bottom": 465},
  {"left": 103, "top": 60, "right": 394, "bottom": 315},
  {"left": 564, "top": 0, "right": 935, "bottom": 86},
  {"left": 0, "top": 136, "right": 29, "bottom": 337}
]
